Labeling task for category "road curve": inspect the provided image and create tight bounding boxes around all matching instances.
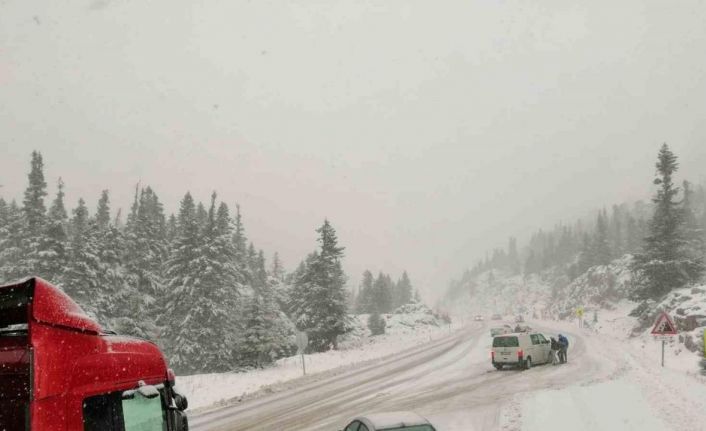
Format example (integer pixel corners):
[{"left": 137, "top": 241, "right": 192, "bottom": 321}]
[{"left": 190, "top": 321, "right": 615, "bottom": 431}]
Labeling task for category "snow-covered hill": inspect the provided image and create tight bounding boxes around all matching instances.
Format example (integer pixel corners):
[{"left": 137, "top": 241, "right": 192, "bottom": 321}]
[{"left": 547, "top": 255, "right": 635, "bottom": 318}]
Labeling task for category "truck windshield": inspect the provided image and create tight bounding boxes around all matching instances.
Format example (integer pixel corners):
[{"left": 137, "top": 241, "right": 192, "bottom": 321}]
[{"left": 493, "top": 336, "right": 519, "bottom": 347}]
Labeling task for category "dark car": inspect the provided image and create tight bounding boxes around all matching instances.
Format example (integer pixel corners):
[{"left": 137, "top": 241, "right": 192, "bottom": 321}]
[{"left": 342, "top": 411, "right": 436, "bottom": 431}]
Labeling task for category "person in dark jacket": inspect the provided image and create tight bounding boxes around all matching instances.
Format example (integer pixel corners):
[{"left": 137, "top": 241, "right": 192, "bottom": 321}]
[
  {"left": 557, "top": 334, "right": 569, "bottom": 363},
  {"left": 549, "top": 337, "right": 560, "bottom": 365}
]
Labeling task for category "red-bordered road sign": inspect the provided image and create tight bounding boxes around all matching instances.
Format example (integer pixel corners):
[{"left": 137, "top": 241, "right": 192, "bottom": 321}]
[{"left": 651, "top": 311, "right": 678, "bottom": 336}]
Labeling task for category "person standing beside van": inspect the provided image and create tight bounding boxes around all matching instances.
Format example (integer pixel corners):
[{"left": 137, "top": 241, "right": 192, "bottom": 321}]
[
  {"left": 557, "top": 334, "right": 569, "bottom": 363},
  {"left": 549, "top": 337, "right": 560, "bottom": 365}
]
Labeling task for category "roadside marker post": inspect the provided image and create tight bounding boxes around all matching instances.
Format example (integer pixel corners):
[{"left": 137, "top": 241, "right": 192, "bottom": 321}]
[
  {"left": 576, "top": 307, "right": 584, "bottom": 328},
  {"left": 650, "top": 312, "right": 678, "bottom": 367},
  {"left": 296, "top": 331, "right": 308, "bottom": 376}
]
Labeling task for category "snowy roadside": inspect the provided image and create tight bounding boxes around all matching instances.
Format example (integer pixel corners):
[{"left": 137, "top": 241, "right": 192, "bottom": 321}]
[
  {"left": 503, "top": 305, "right": 706, "bottom": 431},
  {"left": 179, "top": 310, "right": 459, "bottom": 412}
]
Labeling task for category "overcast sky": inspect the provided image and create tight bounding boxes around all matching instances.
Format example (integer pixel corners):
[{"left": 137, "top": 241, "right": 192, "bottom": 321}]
[{"left": 1, "top": 1, "right": 706, "bottom": 299}]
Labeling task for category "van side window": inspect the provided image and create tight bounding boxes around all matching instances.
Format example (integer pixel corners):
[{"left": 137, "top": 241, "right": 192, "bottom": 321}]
[
  {"left": 530, "top": 334, "right": 540, "bottom": 345},
  {"left": 83, "top": 392, "right": 123, "bottom": 431}
]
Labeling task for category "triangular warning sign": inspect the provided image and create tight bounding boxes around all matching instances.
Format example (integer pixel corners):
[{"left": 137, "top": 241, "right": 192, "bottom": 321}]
[{"left": 651, "top": 312, "right": 678, "bottom": 335}]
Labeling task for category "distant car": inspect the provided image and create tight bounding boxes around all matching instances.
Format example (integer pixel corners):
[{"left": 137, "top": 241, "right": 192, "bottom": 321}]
[
  {"left": 342, "top": 411, "right": 436, "bottom": 431},
  {"left": 491, "top": 314, "right": 502, "bottom": 320},
  {"left": 491, "top": 332, "right": 551, "bottom": 370},
  {"left": 474, "top": 315, "right": 484, "bottom": 321}
]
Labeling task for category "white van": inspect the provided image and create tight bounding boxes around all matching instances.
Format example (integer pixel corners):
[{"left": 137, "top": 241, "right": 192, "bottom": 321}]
[{"left": 491, "top": 332, "right": 551, "bottom": 370}]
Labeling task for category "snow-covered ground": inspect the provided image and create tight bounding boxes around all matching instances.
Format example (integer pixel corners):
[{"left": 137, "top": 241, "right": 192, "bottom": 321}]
[
  {"left": 179, "top": 306, "right": 455, "bottom": 411},
  {"left": 500, "top": 304, "right": 706, "bottom": 431}
]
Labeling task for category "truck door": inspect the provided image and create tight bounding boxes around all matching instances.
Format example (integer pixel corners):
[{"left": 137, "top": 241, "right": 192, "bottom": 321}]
[{"left": 83, "top": 385, "right": 171, "bottom": 431}]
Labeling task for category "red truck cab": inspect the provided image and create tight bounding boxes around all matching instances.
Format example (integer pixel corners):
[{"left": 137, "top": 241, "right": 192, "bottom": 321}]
[{"left": 0, "top": 277, "right": 188, "bottom": 430}]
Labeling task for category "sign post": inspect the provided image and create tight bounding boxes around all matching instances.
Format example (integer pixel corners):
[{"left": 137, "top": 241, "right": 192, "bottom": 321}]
[
  {"left": 296, "top": 331, "right": 308, "bottom": 376},
  {"left": 576, "top": 307, "right": 584, "bottom": 328},
  {"left": 650, "top": 312, "right": 678, "bottom": 367}
]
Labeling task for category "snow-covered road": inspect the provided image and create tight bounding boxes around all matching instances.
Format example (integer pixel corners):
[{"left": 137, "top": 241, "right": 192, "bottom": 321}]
[{"left": 188, "top": 320, "right": 706, "bottom": 430}]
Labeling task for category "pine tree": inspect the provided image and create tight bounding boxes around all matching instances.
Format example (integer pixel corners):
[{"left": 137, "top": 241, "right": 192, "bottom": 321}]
[
  {"left": 91, "top": 191, "right": 130, "bottom": 323},
  {"left": 124, "top": 187, "right": 168, "bottom": 309},
  {"left": 62, "top": 198, "right": 102, "bottom": 315},
  {"left": 23, "top": 151, "right": 47, "bottom": 238},
  {"left": 95, "top": 190, "right": 111, "bottom": 230},
  {"left": 289, "top": 220, "right": 348, "bottom": 352},
  {"left": 163, "top": 193, "right": 242, "bottom": 373},
  {"left": 0, "top": 201, "right": 25, "bottom": 282},
  {"left": 395, "top": 271, "right": 413, "bottom": 309},
  {"left": 372, "top": 272, "right": 393, "bottom": 313},
  {"left": 18, "top": 151, "right": 48, "bottom": 277},
  {"left": 355, "top": 270, "right": 374, "bottom": 313},
  {"left": 591, "top": 209, "right": 612, "bottom": 266},
  {"left": 270, "top": 252, "right": 285, "bottom": 282},
  {"left": 38, "top": 178, "right": 69, "bottom": 284},
  {"left": 610, "top": 205, "right": 624, "bottom": 257},
  {"left": 367, "top": 312, "right": 386, "bottom": 335},
  {"left": 240, "top": 286, "right": 296, "bottom": 367},
  {"left": 632, "top": 144, "right": 704, "bottom": 299},
  {"left": 681, "top": 181, "right": 705, "bottom": 281}
]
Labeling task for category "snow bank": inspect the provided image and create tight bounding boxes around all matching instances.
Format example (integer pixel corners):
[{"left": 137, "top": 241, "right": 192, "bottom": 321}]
[
  {"left": 520, "top": 380, "right": 669, "bottom": 431},
  {"left": 178, "top": 308, "right": 455, "bottom": 411}
]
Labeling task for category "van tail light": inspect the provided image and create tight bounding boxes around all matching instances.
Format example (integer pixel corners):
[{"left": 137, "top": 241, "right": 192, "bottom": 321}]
[
  {"left": 491, "top": 351, "right": 495, "bottom": 361},
  {"left": 517, "top": 349, "right": 523, "bottom": 359}
]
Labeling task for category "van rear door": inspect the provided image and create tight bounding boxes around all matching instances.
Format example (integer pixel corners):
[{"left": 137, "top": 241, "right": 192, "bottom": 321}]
[{"left": 0, "top": 283, "right": 31, "bottom": 430}]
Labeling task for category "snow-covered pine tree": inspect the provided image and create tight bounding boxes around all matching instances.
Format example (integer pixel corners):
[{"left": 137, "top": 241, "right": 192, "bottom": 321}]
[
  {"left": 591, "top": 209, "right": 612, "bottom": 266},
  {"left": 372, "top": 272, "right": 393, "bottom": 313},
  {"left": 632, "top": 144, "right": 704, "bottom": 299},
  {"left": 17, "top": 151, "right": 48, "bottom": 278},
  {"left": 289, "top": 220, "right": 348, "bottom": 352},
  {"left": 91, "top": 191, "right": 131, "bottom": 323},
  {"left": 270, "top": 252, "right": 285, "bottom": 282},
  {"left": 0, "top": 199, "right": 7, "bottom": 240},
  {"left": 355, "top": 270, "right": 374, "bottom": 313},
  {"left": 367, "top": 311, "right": 386, "bottom": 335},
  {"left": 239, "top": 281, "right": 296, "bottom": 368},
  {"left": 37, "top": 178, "right": 69, "bottom": 285},
  {"left": 395, "top": 271, "right": 413, "bottom": 309},
  {"left": 681, "top": 181, "right": 705, "bottom": 281},
  {"left": 0, "top": 201, "right": 25, "bottom": 283},
  {"left": 163, "top": 193, "right": 242, "bottom": 373},
  {"left": 166, "top": 214, "right": 178, "bottom": 245},
  {"left": 610, "top": 205, "right": 624, "bottom": 258},
  {"left": 162, "top": 192, "right": 201, "bottom": 367},
  {"left": 62, "top": 198, "right": 102, "bottom": 316},
  {"left": 124, "top": 186, "right": 168, "bottom": 312}
]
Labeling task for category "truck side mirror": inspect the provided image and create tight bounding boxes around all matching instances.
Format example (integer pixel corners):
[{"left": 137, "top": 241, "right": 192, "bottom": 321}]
[{"left": 174, "top": 392, "right": 188, "bottom": 411}]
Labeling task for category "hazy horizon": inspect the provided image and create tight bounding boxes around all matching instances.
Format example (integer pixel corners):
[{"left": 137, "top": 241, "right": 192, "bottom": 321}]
[{"left": 2, "top": 1, "right": 706, "bottom": 300}]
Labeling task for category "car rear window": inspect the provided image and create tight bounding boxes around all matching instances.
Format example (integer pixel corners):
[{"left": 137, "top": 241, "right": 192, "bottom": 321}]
[{"left": 493, "top": 336, "right": 519, "bottom": 347}]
